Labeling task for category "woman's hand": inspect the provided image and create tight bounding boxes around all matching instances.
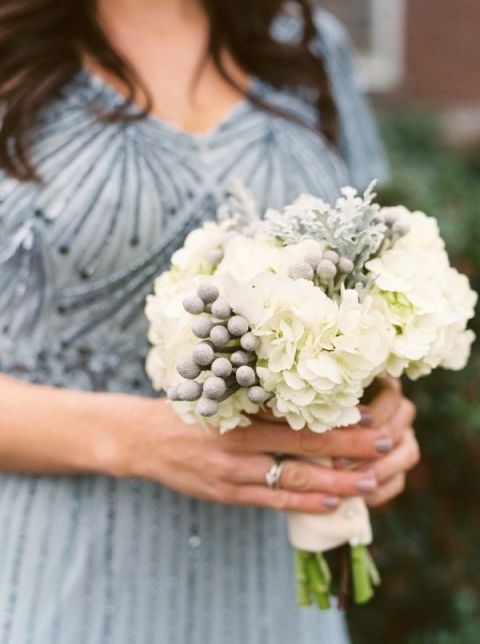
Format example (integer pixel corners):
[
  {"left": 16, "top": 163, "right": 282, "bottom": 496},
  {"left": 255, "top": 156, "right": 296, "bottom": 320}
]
[
  {"left": 110, "top": 377, "right": 419, "bottom": 514},
  {"left": 346, "top": 378, "right": 420, "bottom": 509},
  {"left": 332, "top": 377, "right": 420, "bottom": 508},
  {"left": 255, "top": 377, "right": 419, "bottom": 509}
]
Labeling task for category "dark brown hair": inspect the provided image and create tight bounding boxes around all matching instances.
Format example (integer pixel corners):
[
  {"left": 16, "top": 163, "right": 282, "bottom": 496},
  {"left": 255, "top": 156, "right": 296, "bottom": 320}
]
[{"left": 0, "top": 0, "right": 337, "bottom": 181}]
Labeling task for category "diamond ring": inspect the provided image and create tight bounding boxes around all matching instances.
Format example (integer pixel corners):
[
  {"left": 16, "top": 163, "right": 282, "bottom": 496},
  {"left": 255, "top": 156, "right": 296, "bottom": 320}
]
[{"left": 265, "top": 456, "right": 286, "bottom": 489}]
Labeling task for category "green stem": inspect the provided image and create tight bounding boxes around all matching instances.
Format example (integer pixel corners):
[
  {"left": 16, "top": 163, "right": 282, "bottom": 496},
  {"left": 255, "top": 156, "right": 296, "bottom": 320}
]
[
  {"left": 294, "top": 550, "right": 312, "bottom": 607},
  {"left": 350, "top": 545, "right": 379, "bottom": 605},
  {"left": 294, "top": 546, "right": 380, "bottom": 610},
  {"left": 294, "top": 549, "right": 333, "bottom": 610},
  {"left": 305, "top": 556, "right": 331, "bottom": 610},
  {"left": 315, "top": 552, "right": 332, "bottom": 587}
]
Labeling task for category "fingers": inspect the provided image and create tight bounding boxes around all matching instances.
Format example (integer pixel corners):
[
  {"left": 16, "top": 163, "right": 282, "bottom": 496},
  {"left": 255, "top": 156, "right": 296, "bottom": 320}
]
[
  {"left": 365, "top": 472, "right": 406, "bottom": 508},
  {"left": 225, "top": 390, "right": 415, "bottom": 461},
  {"left": 361, "top": 377, "right": 403, "bottom": 429},
  {"left": 333, "top": 395, "right": 417, "bottom": 471},
  {"left": 224, "top": 422, "right": 395, "bottom": 460},
  {"left": 221, "top": 454, "right": 379, "bottom": 497},
  {"left": 364, "top": 428, "right": 420, "bottom": 484},
  {"left": 221, "top": 484, "right": 344, "bottom": 514},
  {"left": 214, "top": 452, "right": 411, "bottom": 512},
  {"left": 362, "top": 418, "right": 420, "bottom": 508},
  {"left": 209, "top": 425, "right": 418, "bottom": 513},
  {"left": 378, "top": 397, "right": 417, "bottom": 446},
  {"left": 215, "top": 453, "right": 273, "bottom": 485},
  {"left": 278, "top": 459, "right": 378, "bottom": 497}
]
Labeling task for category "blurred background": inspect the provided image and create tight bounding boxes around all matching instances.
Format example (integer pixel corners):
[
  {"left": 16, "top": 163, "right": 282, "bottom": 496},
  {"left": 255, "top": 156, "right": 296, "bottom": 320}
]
[
  {"left": 324, "top": 0, "right": 480, "bottom": 148},
  {"left": 321, "top": 1, "right": 480, "bottom": 642}
]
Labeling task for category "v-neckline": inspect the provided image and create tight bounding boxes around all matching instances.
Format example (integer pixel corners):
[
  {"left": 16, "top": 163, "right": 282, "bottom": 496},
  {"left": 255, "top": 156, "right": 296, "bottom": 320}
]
[{"left": 80, "top": 67, "right": 257, "bottom": 142}]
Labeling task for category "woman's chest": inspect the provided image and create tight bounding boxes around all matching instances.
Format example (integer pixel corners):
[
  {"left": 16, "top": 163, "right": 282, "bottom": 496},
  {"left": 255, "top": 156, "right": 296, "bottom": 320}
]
[{"left": 1, "top": 105, "right": 348, "bottom": 287}]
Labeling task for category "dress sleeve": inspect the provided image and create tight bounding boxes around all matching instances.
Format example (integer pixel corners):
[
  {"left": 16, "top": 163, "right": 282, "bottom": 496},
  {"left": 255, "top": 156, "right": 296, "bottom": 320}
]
[{"left": 311, "top": 10, "right": 390, "bottom": 190}]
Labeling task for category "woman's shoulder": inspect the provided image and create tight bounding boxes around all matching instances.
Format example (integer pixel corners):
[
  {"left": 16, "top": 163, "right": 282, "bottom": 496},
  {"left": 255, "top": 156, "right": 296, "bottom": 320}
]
[
  {"left": 312, "top": 8, "right": 352, "bottom": 49},
  {"left": 272, "top": 6, "right": 352, "bottom": 59},
  {"left": 272, "top": 7, "right": 389, "bottom": 190}
]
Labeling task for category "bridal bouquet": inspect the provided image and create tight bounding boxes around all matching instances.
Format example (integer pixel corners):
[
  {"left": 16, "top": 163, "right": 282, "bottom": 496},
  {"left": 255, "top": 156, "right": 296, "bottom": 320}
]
[{"left": 145, "top": 183, "right": 477, "bottom": 608}]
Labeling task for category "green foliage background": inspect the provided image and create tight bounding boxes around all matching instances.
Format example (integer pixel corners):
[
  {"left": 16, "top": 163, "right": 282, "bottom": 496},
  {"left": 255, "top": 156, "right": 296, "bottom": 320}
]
[{"left": 349, "top": 113, "right": 480, "bottom": 644}]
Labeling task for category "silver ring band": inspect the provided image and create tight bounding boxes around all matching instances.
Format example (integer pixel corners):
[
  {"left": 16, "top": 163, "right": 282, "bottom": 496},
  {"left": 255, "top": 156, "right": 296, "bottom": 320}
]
[{"left": 265, "top": 457, "right": 286, "bottom": 489}]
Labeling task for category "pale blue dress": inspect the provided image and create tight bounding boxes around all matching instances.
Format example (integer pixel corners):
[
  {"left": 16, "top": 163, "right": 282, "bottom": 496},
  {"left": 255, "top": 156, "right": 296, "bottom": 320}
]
[{"left": 0, "top": 11, "right": 387, "bottom": 644}]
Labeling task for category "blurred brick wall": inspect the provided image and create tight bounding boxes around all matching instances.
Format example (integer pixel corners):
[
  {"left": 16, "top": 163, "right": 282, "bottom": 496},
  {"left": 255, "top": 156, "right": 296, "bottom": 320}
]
[
  {"left": 318, "top": 0, "right": 480, "bottom": 144},
  {"left": 403, "top": 0, "right": 480, "bottom": 106},
  {"left": 320, "top": 0, "right": 372, "bottom": 51}
]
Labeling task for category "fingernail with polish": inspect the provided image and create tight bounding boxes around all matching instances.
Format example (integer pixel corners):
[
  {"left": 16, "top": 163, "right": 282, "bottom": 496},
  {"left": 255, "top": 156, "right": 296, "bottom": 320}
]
[
  {"left": 359, "top": 410, "right": 374, "bottom": 427},
  {"left": 375, "top": 435, "right": 393, "bottom": 453},
  {"left": 323, "top": 496, "right": 341, "bottom": 509},
  {"left": 356, "top": 477, "right": 377, "bottom": 493}
]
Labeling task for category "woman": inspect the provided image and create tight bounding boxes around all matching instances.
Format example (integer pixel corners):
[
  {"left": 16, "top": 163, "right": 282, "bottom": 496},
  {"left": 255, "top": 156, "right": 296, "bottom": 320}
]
[{"left": 0, "top": 1, "right": 419, "bottom": 642}]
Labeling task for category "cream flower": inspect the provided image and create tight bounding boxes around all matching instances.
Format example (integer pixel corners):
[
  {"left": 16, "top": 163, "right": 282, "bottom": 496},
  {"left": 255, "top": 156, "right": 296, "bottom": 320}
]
[
  {"left": 214, "top": 233, "right": 280, "bottom": 284},
  {"left": 170, "top": 219, "right": 233, "bottom": 277},
  {"left": 235, "top": 283, "right": 394, "bottom": 433},
  {"left": 228, "top": 271, "right": 338, "bottom": 366},
  {"left": 367, "top": 209, "right": 477, "bottom": 379},
  {"left": 145, "top": 271, "right": 199, "bottom": 390}
]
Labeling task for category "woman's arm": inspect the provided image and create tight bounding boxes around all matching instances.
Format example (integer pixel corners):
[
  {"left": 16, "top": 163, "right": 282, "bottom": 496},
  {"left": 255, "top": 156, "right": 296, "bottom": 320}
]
[
  {"left": 0, "top": 373, "right": 419, "bottom": 513},
  {"left": 0, "top": 373, "right": 133, "bottom": 475}
]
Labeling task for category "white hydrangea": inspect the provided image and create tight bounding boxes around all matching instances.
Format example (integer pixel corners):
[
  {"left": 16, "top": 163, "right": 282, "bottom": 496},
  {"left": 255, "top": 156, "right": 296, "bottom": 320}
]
[
  {"left": 145, "top": 272, "right": 198, "bottom": 390},
  {"left": 228, "top": 272, "right": 394, "bottom": 432},
  {"left": 214, "top": 233, "right": 280, "bottom": 283},
  {"left": 367, "top": 210, "right": 477, "bottom": 379},
  {"left": 170, "top": 219, "right": 233, "bottom": 277},
  {"left": 216, "top": 228, "right": 332, "bottom": 283}
]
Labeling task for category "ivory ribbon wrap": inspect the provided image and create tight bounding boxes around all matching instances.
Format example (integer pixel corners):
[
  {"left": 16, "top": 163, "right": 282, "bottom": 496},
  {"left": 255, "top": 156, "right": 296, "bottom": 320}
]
[{"left": 287, "top": 458, "right": 373, "bottom": 553}]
